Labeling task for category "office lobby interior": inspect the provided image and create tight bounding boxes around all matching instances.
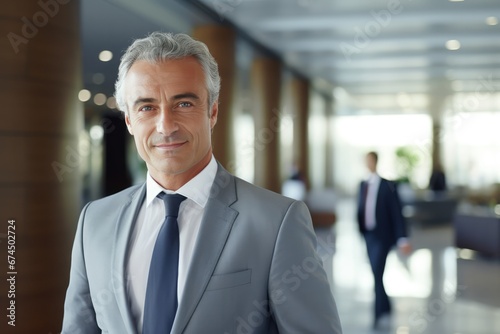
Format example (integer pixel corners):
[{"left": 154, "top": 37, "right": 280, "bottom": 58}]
[{"left": 1, "top": 0, "right": 499, "bottom": 333}]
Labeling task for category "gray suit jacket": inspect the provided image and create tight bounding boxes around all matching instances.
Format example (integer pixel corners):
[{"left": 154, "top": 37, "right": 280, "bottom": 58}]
[{"left": 62, "top": 165, "right": 342, "bottom": 333}]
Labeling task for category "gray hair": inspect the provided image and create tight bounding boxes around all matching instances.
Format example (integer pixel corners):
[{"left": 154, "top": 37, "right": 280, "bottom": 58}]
[{"left": 114, "top": 32, "right": 221, "bottom": 113}]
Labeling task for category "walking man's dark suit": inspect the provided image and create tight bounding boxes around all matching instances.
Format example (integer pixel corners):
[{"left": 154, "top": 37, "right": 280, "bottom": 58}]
[
  {"left": 62, "top": 32, "right": 342, "bottom": 333},
  {"left": 356, "top": 152, "right": 410, "bottom": 328}
]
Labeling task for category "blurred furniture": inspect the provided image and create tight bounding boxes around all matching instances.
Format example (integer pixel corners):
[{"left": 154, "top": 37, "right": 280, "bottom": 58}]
[
  {"left": 454, "top": 207, "right": 500, "bottom": 258},
  {"left": 310, "top": 212, "right": 337, "bottom": 228},
  {"left": 403, "top": 194, "right": 458, "bottom": 225},
  {"left": 306, "top": 188, "right": 337, "bottom": 228}
]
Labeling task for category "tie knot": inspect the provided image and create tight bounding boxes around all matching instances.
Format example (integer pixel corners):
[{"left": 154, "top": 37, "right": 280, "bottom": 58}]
[{"left": 157, "top": 192, "right": 186, "bottom": 218}]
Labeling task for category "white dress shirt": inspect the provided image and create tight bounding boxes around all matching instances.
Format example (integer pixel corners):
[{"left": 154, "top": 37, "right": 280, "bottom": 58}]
[
  {"left": 364, "top": 173, "right": 381, "bottom": 231},
  {"left": 126, "top": 156, "right": 217, "bottom": 332}
]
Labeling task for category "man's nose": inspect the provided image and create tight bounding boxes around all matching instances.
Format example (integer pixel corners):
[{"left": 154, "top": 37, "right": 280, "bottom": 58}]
[{"left": 156, "top": 108, "right": 178, "bottom": 136}]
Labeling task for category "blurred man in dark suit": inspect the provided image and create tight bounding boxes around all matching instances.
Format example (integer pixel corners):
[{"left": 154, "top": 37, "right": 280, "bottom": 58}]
[{"left": 356, "top": 151, "right": 411, "bottom": 329}]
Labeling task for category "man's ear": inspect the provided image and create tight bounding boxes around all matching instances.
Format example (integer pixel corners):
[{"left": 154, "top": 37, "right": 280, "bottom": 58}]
[
  {"left": 209, "top": 101, "right": 218, "bottom": 129},
  {"left": 124, "top": 112, "right": 134, "bottom": 135}
]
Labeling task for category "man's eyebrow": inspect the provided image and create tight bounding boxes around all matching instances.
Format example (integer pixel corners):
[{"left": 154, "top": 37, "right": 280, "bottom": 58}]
[
  {"left": 172, "top": 93, "right": 201, "bottom": 101},
  {"left": 132, "top": 93, "right": 201, "bottom": 108},
  {"left": 132, "top": 97, "right": 157, "bottom": 108}
]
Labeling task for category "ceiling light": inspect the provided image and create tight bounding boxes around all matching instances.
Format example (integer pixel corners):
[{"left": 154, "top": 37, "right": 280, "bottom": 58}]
[
  {"left": 486, "top": 16, "right": 498, "bottom": 26},
  {"left": 89, "top": 125, "right": 104, "bottom": 141},
  {"left": 448, "top": 0, "right": 464, "bottom": 2},
  {"left": 397, "top": 92, "right": 411, "bottom": 108},
  {"left": 445, "top": 40, "right": 461, "bottom": 51},
  {"left": 93, "top": 93, "right": 107, "bottom": 106},
  {"left": 98, "top": 50, "right": 113, "bottom": 62},
  {"left": 106, "top": 96, "right": 117, "bottom": 109},
  {"left": 78, "top": 89, "right": 91, "bottom": 102}
]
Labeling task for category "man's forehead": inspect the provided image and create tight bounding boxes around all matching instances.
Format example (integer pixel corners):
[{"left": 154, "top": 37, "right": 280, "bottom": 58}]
[
  {"left": 125, "top": 58, "right": 203, "bottom": 82},
  {"left": 123, "top": 59, "right": 208, "bottom": 105},
  {"left": 125, "top": 58, "right": 204, "bottom": 85},
  {"left": 128, "top": 57, "right": 200, "bottom": 72}
]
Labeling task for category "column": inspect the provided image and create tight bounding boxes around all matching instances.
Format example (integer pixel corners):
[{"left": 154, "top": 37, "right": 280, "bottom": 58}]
[
  {"left": 251, "top": 57, "right": 282, "bottom": 193},
  {"left": 428, "top": 95, "right": 445, "bottom": 170},
  {"left": 290, "top": 76, "right": 310, "bottom": 189},
  {"left": 192, "top": 25, "right": 236, "bottom": 172},
  {"left": 432, "top": 121, "right": 443, "bottom": 169},
  {"left": 324, "top": 96, "right": 335, "bottom": 188},
  {"left": 0, "top": 1, "right": 82, "bottom": 332}
]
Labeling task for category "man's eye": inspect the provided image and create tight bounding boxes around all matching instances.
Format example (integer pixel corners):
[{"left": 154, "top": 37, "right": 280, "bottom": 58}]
[
  {"left": 178, "top": 102, "right": 193, "bottom": 108},
  {"left": 139, "top": 106, "right": 154, "bottom": 112}
]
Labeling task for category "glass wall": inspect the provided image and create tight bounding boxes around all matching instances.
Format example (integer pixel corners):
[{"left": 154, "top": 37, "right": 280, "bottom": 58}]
[
  {"left": 442, "top": 92, "right": 500, "bottom": 190},
  {"left": 443, "top": 111, "right": 500, "bottom": 189},
  {"left": 331, "top": 114, "right": 432, "bottom": 196}
]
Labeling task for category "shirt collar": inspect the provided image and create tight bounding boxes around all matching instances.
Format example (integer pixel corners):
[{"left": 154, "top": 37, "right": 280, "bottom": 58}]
[
  {"left": 367, "top": 172, "right": 380, "bottom": 183},
  {"left": 146, "top": 155, "right": 218, "bottom": 208}
]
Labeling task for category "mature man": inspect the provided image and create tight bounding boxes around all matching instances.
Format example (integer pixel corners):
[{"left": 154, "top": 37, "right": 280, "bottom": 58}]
[
  {"left": 356, "top": 151, "right": 411, "bottom": 329},
  {"left": 62, "top": 32, "right": 342, "bottom": 333}
]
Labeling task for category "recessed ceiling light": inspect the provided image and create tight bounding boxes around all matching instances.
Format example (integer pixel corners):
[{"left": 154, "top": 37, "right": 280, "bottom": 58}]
[
  {"left": 486, "top": 16, "right": 498, "bottom": 26},
  {"left": 94, "top": 93, "right": 107, "bottom": 106},
  {"left": 89, "top": 125, "right": 104, "bottom": 141},
  {"left": 397, "top": 92, "right": 411, "bottom": 108},
  {"left": 78, "top": 89, "right": 91, "bottom": 102},
  {"left": 449, "top": 0, "right": 464, "bottom": 2},
  {"left": 98, "top": 50, "right": 113, "bottom": 62},
  {"left": 106, "top": 96, "right": 117, "bottom": 109},
  {"left": 446, "top": 40, "right": 461, "bottom": 51}
]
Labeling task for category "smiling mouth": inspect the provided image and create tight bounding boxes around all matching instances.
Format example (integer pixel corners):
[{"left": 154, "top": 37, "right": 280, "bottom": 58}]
[{"left": 153, "top": 141, "right": 187, "bottom": 150}]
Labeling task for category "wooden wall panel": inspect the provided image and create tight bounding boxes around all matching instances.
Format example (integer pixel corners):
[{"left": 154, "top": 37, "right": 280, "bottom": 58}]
[
  {"left": 0, "top": 1, "right": 82, "bottom": 332},
  {"left": 290, "top": 77, "right": 310, "bottom": 189},
  {"left": 192, "top": 25, "right": 236, "bottom": 172},
  {"left": 251, "top": 57, "right": 282, "bottom": 193}
]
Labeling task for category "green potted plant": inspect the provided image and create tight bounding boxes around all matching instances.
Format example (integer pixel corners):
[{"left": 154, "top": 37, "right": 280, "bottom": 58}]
[{"left": 395, "top": 146, "right": 420, "bottom": 184}]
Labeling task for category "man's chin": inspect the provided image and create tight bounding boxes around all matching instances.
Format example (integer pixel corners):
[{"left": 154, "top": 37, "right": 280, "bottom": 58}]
[{"left": 151, "top": 161, "right": 190, "bottom": 176}]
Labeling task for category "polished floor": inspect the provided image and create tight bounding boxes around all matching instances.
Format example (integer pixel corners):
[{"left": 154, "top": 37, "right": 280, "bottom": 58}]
[{"left": 316, "top": 199, "right": 500, "bottom": 334}]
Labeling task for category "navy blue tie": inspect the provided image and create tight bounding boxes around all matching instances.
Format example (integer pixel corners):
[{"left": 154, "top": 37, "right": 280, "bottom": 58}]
[{"left": 143, "top": 193, "right": 186, "bottom": 334}]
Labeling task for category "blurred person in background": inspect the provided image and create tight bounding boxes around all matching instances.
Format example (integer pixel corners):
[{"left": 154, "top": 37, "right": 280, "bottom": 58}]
[
  {"left": 356, "top": 151, "right": 411, "bottom": 329},
  {"left": 429, "top": 163, "right": 447, "bottom": 193}
]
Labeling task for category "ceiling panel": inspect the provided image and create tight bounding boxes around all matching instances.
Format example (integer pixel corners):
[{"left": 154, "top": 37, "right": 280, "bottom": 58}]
[
  {"left": 197, "top": 0, "right": 500, "bottom": 104},
  {"left": 82, "top": 0, "right": 500, "bottom": 112}
]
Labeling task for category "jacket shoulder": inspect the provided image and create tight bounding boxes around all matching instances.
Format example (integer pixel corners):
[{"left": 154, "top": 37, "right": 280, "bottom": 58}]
[
  {"left": 233, "top": 176, "right": 296, "bottom": 209},
  {"left": 85, "top": 184, "right": 144, "bottom": 211}
]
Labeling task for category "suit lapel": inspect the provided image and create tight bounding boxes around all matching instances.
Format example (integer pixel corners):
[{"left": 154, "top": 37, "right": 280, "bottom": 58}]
[
  {"left": 111, "top": 184, "right": 146, "bottom": 334},
  {"left": 172, "top": 166, "right": 239, "bottom": 333}
]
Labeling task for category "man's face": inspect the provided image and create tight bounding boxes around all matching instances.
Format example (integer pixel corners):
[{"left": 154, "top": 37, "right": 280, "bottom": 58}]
[
  {"left": 365, "top": 154, "right": 377, "bottom": 173},
  {"left": 123, "top": 57, "right": 218, "bottom": 183}
]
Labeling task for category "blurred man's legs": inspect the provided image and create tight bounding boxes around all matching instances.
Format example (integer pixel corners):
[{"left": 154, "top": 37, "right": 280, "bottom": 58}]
[{"left": 364, "top": 233, "right": 391, "bottom": 327}]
